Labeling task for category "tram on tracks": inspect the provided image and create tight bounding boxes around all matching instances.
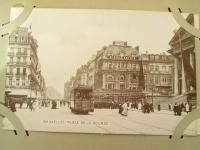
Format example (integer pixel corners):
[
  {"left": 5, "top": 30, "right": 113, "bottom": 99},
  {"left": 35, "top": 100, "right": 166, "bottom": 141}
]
[{"left": 70, "top": 86, "right": 94, "bottom": 114}]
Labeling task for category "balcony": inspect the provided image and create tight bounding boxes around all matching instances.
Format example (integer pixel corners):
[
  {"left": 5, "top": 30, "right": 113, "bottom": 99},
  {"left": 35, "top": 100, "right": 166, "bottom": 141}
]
[
  {"left": 8, "top": 52, "right": 14, "bottom": 56},
  {"left": 16, "top": 52, "right": 28, "bottom": 56},
  {"left": 16, "top": 62, "right": 28, "bottom": 66},
  {"left": 6, "top": 72, "right": 14, "bottom": 76}
]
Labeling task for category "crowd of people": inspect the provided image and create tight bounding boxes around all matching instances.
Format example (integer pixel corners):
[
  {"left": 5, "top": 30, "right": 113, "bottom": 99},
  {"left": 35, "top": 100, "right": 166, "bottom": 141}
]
[
  {"left": 5, "top": 95, "right": 193, "bottom": 117},
  {"left": 118, "top": 101, "right": 154, "bottom": 116},
  {"left": 5, "top": 97, "right": 67, "bottom": 112},
  {"left": 117, "top": 101, "right": 193, "bottom": 117},
  {"left": 169, "top": 102, "right": 192, "bottom": 116}
]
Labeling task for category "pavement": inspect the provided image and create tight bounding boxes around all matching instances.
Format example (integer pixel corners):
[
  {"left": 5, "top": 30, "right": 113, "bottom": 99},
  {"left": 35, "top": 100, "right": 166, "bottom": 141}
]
[{"left": 2, "top": 105, "right": 198, "bottom": 135}]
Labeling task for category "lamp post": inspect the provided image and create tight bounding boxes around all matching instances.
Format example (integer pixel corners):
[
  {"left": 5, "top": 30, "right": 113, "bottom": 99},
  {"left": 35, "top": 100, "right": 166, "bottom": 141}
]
[{"left": 151, "top": 87, "right": 154, "bottom": 105}]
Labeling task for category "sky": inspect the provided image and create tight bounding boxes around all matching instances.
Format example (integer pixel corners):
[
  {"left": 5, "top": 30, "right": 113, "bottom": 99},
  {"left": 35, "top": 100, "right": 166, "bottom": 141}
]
[{"left": 12, "top": 8, "right": 181, "bottom": 97}]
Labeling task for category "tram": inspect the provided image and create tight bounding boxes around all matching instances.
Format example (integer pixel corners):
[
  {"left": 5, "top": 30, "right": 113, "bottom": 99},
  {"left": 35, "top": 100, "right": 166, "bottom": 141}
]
[{"left": 70, "top": 86, "right": 94, "bottom": 114}]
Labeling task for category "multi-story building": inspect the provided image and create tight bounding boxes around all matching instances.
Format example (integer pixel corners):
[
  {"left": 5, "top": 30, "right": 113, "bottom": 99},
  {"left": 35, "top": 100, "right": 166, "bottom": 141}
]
[
  {"left": 141, "top": 52, "right": 174, "bottom": 104},
  {"left": 64, "top": 41, "right": 174, "bottom": 107},
  {"left": 92, "top": 41, "right": 144, "bottom": 104},
  {"left": 168, "top": 14, "right": 196, "bottom": 107},
  {"left": 6, "top": 27, "right": 46, "bottom": 100}
]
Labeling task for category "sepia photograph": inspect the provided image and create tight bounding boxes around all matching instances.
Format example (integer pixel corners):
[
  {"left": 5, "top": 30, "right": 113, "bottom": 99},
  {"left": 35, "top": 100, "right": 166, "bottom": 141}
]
[{"left": 2, "top": 8, "right": 198, "bottom": 135}]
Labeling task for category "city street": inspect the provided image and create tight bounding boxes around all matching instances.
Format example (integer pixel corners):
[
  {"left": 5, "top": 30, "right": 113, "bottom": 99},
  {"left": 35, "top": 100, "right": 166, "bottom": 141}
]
[{"left": 3, "top": 105, "right": 197, "bottom": 135}]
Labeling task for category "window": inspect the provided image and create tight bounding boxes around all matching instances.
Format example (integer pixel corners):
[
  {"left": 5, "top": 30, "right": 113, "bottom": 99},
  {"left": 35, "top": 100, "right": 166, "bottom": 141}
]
[
  {"left": 108, "top": 63, "right": 112, "bottom": 69},
  {"left": 155, "top": 65, "right": 159, "bottom": 71},
  {"left": 23, "top": 57, "right": 26, "bottom": 63},
  {"left": 150, "top": 65, "right": 154, "bottom": 71},
  {"left": 132, "top": 74, "right": 137, "bottom": 80},
  {"left": 24, "top": 48, "right": 27, "bottom": 54},
  {"left": 16, "top": 68, "right": 20, "bottom": 75},
  {"left": 169, "top": 66, "right": 172, "bottom": 72},
  {"left": 155, "top": 76, "right": 159, "bottom": 84},
  {"left": 10, "top": 47, "right": 14, "bottom": 51},
  {"left": 17, "top": 57, "right": 20, "bottom": 63},
  {"left": 150, "top": 78, "right": 154, "bottom": 84},
  {"left": 132, "top": 64, "right": 136, "bottom": 70},
  {"left": 155, "top": 55, "right": 159, "bottom": 61},
  {"left": 16, "top": 78, "right": 20, "bottom": 86},
  {"left": 9, "top": 78, "right": 12, "bottom": 86},
  {"left": 143, "top": 64, "right": 146, "bottom": 71},
  {"left": 120, "top": 84, "right": 125, "bottom": 89},
  {"left": 107, "top": 75, "right": 114, "bottom": 81},
  {"left": 9, "top": 67, "right": 13, "bottom": 74},
  {"left": 150, "top": 55, "right": 154, "bottom": 61},
  {"left": 120, "top": 75, "right": 125, "bottom": 81},
  {"left": 162, "top": 66, "right": 166, "bottom": 71},
  {"left": 107, "top": 83, "right": 113, "bottom": 89},
  {"left": 10, "top": 57, "right": 14, "bottom": 63},
  {"left": 163, "top": 78, "right": 167, "bottom": 83},
  {"left": 22, "top": 79, "right": 26, "bottom": 86},
  {"left": 23, "top": 68, "right": 26, "bottom": 75},
  {"left": 18, "top": 48, "right": 21, "bottom": 53}
]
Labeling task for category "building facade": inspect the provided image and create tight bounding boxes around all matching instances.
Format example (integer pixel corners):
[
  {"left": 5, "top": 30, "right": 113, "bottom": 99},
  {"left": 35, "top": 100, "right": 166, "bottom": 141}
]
[
  {"left": 141, "top": 52, "right": 174, "bottom": 97},
  {"left": 6, "top": 27, "right": 46, "bottom": 100},
  {"left": 64, "top": 41, "right": 174, "bottom": 106},
  {"left": 168, "top": 14, "right": 196, "bottom": 107}
]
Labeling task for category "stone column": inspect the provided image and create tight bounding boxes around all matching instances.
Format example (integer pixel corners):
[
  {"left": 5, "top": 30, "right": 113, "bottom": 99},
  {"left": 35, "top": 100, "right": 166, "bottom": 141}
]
[
  {"left": 181, "top": 59, "right": 187, "bottom": 94},
  {"left": 102, "top": 74, "right": 106, "bottom": 89},
  {"left": 190, "top": 52, "right": 195, "bottom": 69},
  {"left": 194, "top": 14, "right": 200, "bottom": 108},
  {"left": 190, "top": 52, "right": 195, "bottom": 91},
  {"left": 174, "top": 57, "right": 179, "bottom": 95}
]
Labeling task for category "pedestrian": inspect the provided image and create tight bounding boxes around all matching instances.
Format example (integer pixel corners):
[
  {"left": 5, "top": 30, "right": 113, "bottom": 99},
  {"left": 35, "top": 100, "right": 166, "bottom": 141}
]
[
  {"left": 29, "top": 100, "right": 34, "bottom": 111},
  {"left": 189, "top": 103, "right": 192, "bottom": 112},
  {"left": 51, "top": 100, "right": 57, "bottom": 109},
  {"left": 9, "top": 98, "right": 16, "bottom": 112},
  {"left": 111, "top": 100, "right": 114, "bottom": 109},
  {"left": 168, "top": 104, "right": 171, "bottom": 111},
  {"left": 121, "top": 101, "right": 129, "bottom": 116},
  {"left": 150, "top": 103, "right": 154, "bottom": 112},
  {"left": 158, "top": 104, "right": 161, "bottom": 111},
  {"left": 143, "top": 102, "right": 147, "bottom": 114},
  {"left": 173, "top": 103, "right": 178, "bottom": 116},
  {"left": 138, "top": 102, "right": 142, "bottom": 111},
  {"left": 185, "top": 102, "right": 190, "bottom": 114},
  {"left": 27, "top": 99, "right": 31, "bottom": 109},
  {"left": 170, "top": 104, "right": 173, "bottom": 111},
  {"left": 118, "top": 103, "right": 123, "bottom": 114},
  {"left": 177, "top": 104, "right": 182, "bottom": 116},
  {"left": 146, "top": 103, "right": 150, "bottom": 113},
  {"left": 128, "top": 102, "right": 132, "bottom": 110}
]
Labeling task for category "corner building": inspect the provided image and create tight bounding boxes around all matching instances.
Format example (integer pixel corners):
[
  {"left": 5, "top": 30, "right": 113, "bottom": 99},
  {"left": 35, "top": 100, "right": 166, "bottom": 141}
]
[
  {"left": 6, "top": 27, "right": 46, "bottom": 100},
  {"left": 93, "top": 41, "right": 144, "bottom": 104}
]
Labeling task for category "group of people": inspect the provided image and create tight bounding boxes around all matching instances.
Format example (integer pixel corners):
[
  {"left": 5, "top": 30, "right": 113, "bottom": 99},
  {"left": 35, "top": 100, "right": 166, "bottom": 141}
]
[
  {"left": 118, "top": 101, "right": 193, "bottom": 117},
  {"left": 5, "top": 96, "right": 68, "bottom": 112},
  {"left": 169, "top": 102, "right": 192, "bottom": 116},
  {"left": 118, "top": 101, "right": 154, "bottom": 116}
]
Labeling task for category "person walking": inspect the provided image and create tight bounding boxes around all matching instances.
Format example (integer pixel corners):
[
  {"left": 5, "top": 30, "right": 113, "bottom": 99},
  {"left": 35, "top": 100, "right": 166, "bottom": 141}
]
[
  {"left": 185, "top": 102, "right": 190, "bottom": 114},
  {"left": 138, "top": 102, "right": 142, "bottom": 111},
  {"left": 173, "top": 103, "right": 178, "bottom": 116},
  {"left": 121, "top": 101, "right": 129, "bottom": 116},
  {"left": 118, "top": 103, "right": 123, "bottom": 114},
  {"left": 150, "top": 103, "right": 154, "bottom": 112},
  {"left": 9, "top": 98, "right": 16, "bottom": 112},
  {"left": 158, "top": 104, "right": 161, "bottom": 111}
]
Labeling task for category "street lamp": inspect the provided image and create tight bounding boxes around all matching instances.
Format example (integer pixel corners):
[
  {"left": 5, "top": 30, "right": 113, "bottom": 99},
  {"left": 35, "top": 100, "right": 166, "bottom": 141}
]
[{"left": 151, "top": 87, "right": 154, "bottom": 105}]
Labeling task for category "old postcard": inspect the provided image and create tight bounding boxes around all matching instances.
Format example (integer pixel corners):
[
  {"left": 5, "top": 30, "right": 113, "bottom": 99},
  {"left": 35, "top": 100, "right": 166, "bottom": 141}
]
[{"left": 3, "top": 8, "right": 198, "bottom": 135}]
